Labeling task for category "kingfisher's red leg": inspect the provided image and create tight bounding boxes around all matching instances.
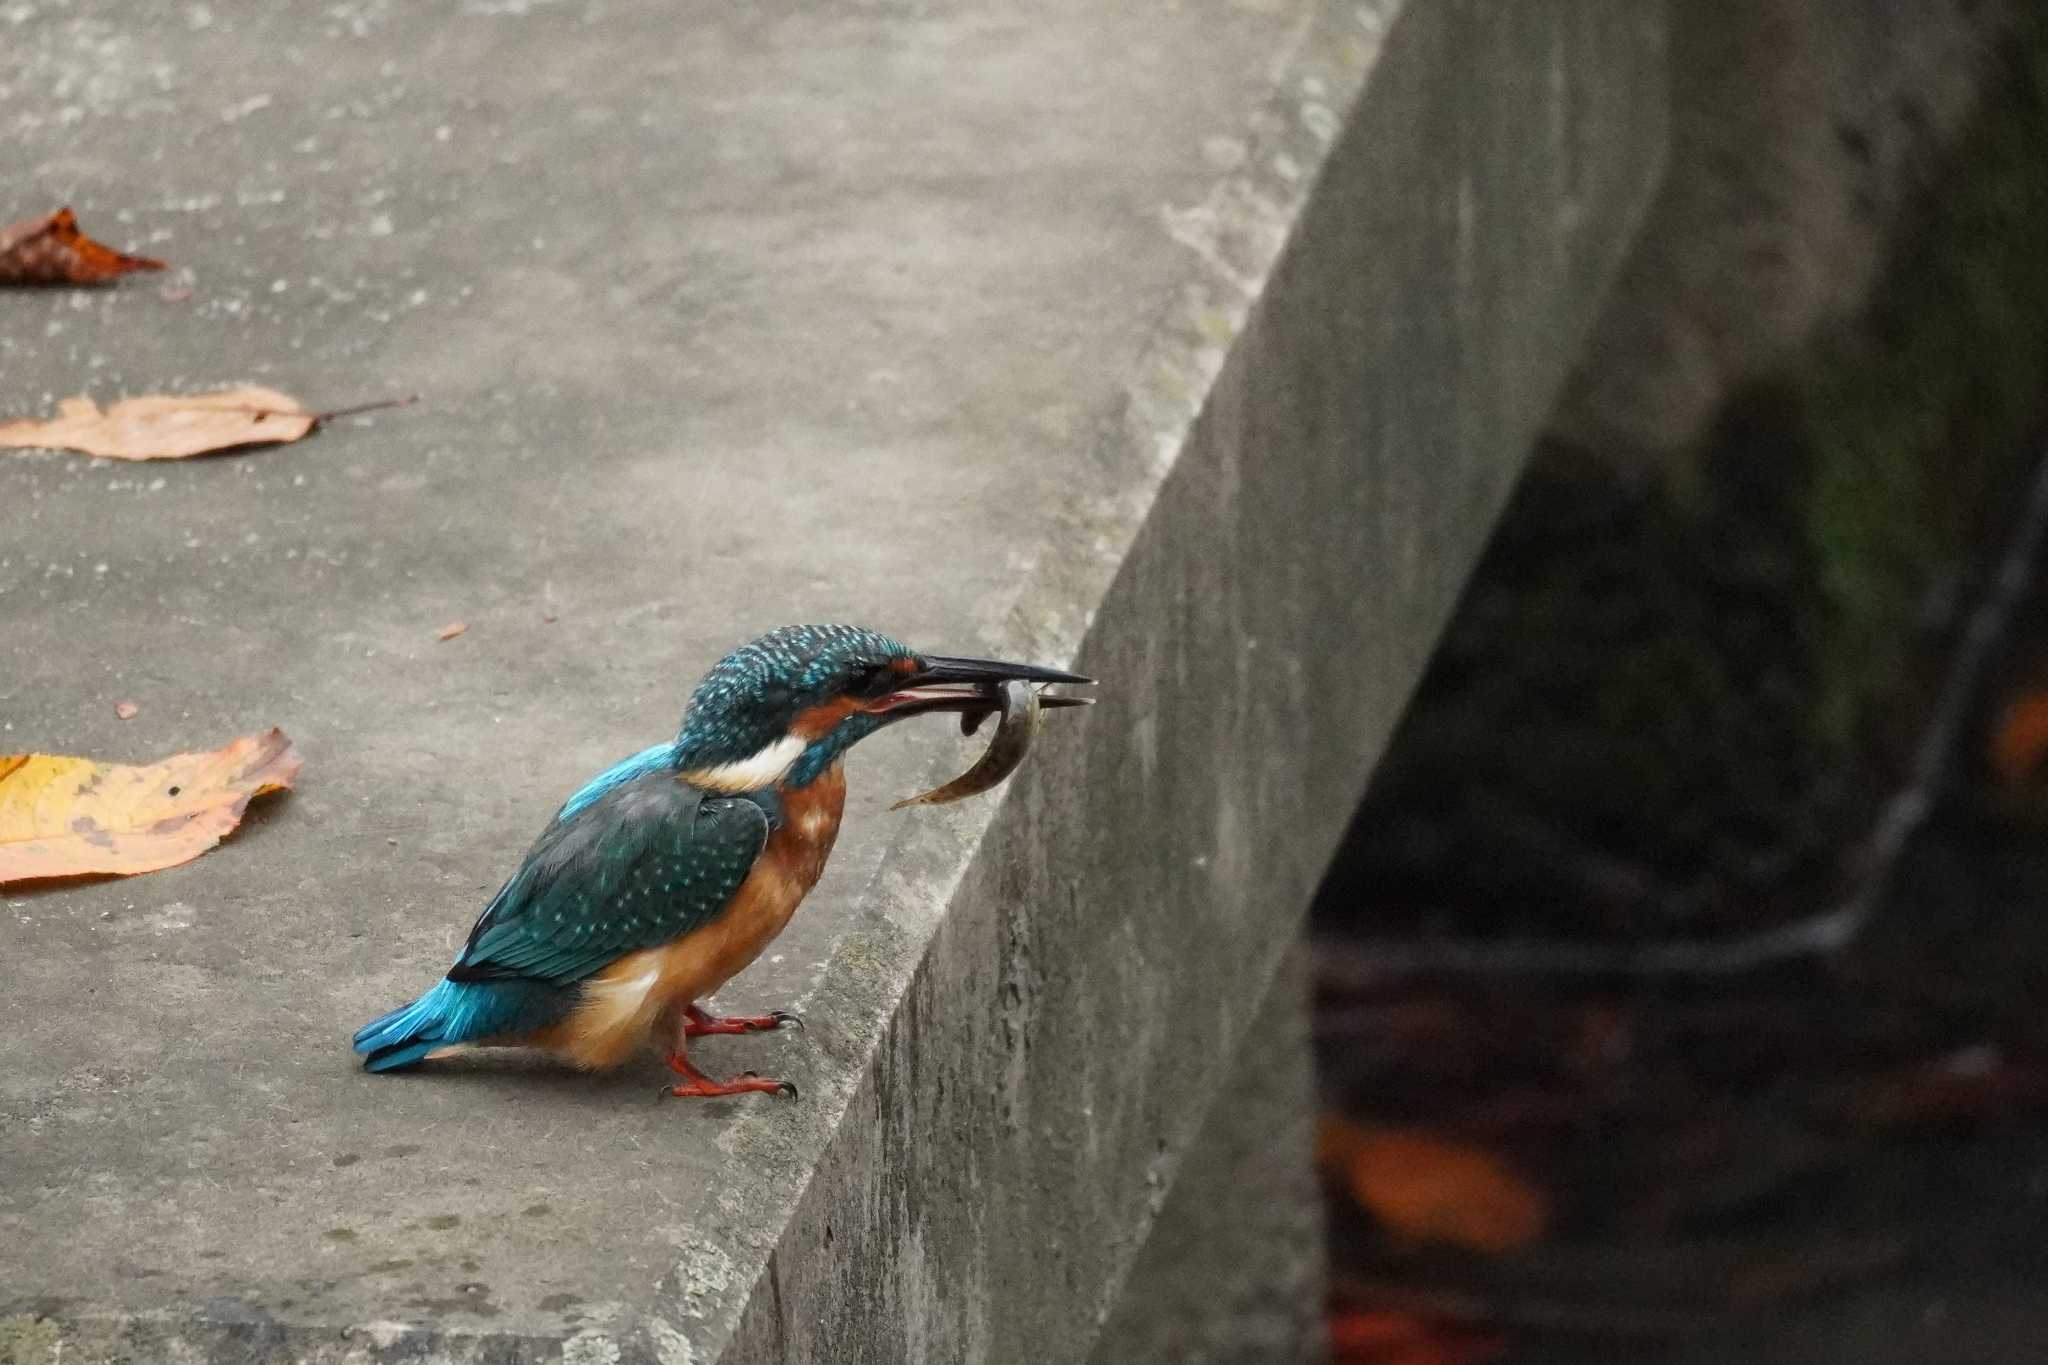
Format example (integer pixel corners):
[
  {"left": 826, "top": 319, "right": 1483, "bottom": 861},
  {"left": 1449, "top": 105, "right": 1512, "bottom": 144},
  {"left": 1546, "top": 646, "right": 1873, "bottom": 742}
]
[
  {"left": 682, "top": 1002, "right": 801, "bottom": 1036},
  {"left": 662, "top": 1043, "right": 797, "bottom": 1100}
]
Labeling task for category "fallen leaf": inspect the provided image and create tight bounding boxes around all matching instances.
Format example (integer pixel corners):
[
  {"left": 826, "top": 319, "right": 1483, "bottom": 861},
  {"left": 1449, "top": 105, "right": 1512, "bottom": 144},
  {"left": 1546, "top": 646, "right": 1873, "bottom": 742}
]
[
  {"left": 113, "top": 701, "right": 140, "bottom": 721},
  {"left": 1327, "top": 1310, "right": 1504, "bottom": 1365},
  {"left": 0, "top": 389, "right": 417, "bottom": 462},
  {"left": 436, "top": 620, "right": 469, "bottom": 641},
  {"left": 1318, "top": 1116, "right": 1548, "bottom": 1254},
  {"left": 1990, "top": 691, "right": 2048, "bottom": 784},
  {"left": 0, "top": 386, "right": 314, "bottom": 461},
  {"left": 0, "top": 729, "right": 300, "bottom": 886},
  {"left": 1833, "top": 1044, "right": 2048, "bottom": 1128},
  {"left": 0, "top": 207, "right": 167, "bottom": 285}
]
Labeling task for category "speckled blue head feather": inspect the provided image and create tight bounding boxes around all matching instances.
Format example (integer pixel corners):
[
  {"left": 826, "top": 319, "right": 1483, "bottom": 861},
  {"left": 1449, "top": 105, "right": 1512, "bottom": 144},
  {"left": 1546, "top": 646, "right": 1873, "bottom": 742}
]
[{"left": 673, "top": 624, "right": 916, "bottom": 783}]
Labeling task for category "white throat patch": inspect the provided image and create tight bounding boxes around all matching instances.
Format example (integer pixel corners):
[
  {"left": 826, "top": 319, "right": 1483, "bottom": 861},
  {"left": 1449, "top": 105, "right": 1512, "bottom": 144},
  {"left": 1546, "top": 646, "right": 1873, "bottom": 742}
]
[{"left": 678, "top": 733, "right": 807, "bottom": 792}]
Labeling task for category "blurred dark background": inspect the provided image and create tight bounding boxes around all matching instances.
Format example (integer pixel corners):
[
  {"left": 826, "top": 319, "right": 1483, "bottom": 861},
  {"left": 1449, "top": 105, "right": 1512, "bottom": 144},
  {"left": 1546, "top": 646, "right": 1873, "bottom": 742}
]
[{"left": 1309, "top": 5, "right": 2048, "bottom": 1361}]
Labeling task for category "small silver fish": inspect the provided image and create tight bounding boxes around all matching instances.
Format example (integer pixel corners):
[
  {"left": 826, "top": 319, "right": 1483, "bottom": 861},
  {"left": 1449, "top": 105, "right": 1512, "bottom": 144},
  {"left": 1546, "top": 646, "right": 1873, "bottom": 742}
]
[{"left": 890, "top": 679, "right": 1043, "bottom": 809}]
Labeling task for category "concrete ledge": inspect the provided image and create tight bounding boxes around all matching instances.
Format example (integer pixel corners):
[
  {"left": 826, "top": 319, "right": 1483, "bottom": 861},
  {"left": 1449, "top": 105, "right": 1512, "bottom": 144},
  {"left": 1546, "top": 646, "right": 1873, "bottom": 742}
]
[
  {"left": 719, "top": 6, "right": 1667, "bottom": 1361},
  {"left": 1, "top": 0, "right": 1664, "bottom": 1360}
]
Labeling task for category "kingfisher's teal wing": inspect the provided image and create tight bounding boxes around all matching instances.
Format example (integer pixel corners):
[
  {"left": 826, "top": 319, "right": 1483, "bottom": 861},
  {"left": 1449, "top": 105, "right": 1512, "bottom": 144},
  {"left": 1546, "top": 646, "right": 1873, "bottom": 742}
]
[
  {"left": 353, "top": 769, "right": 780, "bottom": 1072},
  {"left": 447, "top": 772, "right": 779, "bottom": 987}
]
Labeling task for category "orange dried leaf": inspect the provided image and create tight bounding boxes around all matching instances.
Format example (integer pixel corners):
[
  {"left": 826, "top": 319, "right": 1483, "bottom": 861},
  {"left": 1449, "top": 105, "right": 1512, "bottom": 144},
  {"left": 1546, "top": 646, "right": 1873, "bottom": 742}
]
[
  {"left": 1990, "top": 691, "right": 2048, "bottom": 784},
  {"left": 436, "top": 620, "right": 469, "bottom": 641},
  {"left": 0, "top": 729, "right": 300, "bottom": 886},
  {"left": 1319, "top": 1116, "right": 1548, "bottom": 1254},
  {"left": 0, "top": 386, "right": 315, "bottom": 461},
  {"left": 0, "top": 208, "right": 167, "bottom": 285}
]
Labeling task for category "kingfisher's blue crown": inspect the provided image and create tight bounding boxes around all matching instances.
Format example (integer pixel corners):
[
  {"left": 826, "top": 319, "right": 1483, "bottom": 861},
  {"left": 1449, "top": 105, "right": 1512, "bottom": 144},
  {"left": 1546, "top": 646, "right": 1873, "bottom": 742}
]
[{"left": 674, "top": 624, "right": 914, "bottom": 772}]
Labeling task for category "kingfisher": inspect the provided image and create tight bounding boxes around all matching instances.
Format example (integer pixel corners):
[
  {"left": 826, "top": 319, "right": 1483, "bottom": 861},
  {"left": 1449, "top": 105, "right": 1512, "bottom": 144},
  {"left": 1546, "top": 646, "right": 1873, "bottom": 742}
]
[{"left": 352, "top": 624, "right": 1090, "bottom": 1099}]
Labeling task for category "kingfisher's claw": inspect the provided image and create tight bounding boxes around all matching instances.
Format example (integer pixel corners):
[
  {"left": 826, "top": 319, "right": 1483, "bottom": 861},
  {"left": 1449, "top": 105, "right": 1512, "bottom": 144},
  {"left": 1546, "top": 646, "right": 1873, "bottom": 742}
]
[
  {"left": 683, "top": 1004, "right": 801, "bottom": 1037},
  {"left": 663, "top": 1053, "right": 800, "bottom": 1100},
  {"left": 737, "top": 1070, "right": 800, "bottom": 1099}
]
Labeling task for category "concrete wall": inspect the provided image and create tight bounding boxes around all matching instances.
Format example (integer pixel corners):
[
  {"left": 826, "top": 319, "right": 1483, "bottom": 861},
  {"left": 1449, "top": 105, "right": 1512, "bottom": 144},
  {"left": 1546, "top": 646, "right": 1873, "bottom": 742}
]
[
  {"left": 1553, "top": 0, "right": 2017, "bottom": 470},
  {"left": 1087, "top": 943, "right": 1324, "bottom": 1365}
]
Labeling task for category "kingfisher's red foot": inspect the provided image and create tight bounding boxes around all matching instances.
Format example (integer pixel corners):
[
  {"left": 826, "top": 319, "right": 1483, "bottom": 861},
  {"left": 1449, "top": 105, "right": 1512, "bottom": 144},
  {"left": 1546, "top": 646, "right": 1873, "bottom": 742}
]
[
  {"left": 683, "top": 1003, "right": 801, "bottom": 1037},
  {"left": 662, "top": 1050, "right": 798, "bottom": 1100}
]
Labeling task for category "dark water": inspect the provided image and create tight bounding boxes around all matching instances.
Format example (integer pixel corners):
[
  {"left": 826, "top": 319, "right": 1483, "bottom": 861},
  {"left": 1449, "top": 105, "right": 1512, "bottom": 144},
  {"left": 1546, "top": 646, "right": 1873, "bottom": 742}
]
[{"left": 1310, "top": 469, "right": 2048, "bottom": 1364}]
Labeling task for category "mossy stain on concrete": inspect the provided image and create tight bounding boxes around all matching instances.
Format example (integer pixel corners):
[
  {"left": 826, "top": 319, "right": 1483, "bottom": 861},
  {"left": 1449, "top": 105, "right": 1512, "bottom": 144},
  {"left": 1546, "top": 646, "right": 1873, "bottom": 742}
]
[{"left": 0, "top": 1314, "right": 62, "bottom": 1365}]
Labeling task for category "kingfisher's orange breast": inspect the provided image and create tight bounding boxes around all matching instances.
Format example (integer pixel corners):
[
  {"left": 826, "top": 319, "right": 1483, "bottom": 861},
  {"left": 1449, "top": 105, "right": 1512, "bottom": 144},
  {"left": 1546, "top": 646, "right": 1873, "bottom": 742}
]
[{"left": 535, "top": 764, "right": 847, "bottom": 1070}]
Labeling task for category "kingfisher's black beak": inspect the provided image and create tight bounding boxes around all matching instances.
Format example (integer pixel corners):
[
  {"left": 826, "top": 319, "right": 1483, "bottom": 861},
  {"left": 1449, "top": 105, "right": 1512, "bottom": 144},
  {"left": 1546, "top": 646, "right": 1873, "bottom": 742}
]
[
  {"left": 915, "top": 654, "right": 1092, "bottom": 689},
  {"left": 869, "top": 653, "right": 1094, "bottom": 720}
]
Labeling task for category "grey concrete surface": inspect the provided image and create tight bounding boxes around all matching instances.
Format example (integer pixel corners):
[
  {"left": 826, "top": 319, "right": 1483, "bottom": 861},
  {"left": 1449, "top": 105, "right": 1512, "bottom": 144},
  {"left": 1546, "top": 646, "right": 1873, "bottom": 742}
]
[
  {"left": 0, "top": 0, "right": 1665, "bottom": 1361},
  {"left": 1087, "top": 941, "right": 1323, "bottom": 1365}
]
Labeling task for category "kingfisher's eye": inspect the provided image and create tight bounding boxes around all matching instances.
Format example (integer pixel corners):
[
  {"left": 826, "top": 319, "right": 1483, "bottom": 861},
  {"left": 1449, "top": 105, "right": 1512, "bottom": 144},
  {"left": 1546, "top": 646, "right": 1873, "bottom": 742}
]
[{"left": 849, "top": 663, "right": 894, "bottom": 697}]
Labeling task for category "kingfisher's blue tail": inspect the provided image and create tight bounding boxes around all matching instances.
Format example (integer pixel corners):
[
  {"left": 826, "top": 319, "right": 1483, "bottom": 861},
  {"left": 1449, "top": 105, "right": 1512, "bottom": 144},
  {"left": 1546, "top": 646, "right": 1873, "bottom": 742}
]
[{"left": 353, "top": 978, "right": 562, "bottom": 1073}]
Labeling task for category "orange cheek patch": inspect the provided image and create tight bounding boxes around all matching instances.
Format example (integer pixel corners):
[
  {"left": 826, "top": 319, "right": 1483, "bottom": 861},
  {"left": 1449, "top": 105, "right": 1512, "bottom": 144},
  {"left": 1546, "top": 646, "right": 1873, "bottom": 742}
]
[{"left": 790, "top": 695, "right": 864, "bottom": 740}]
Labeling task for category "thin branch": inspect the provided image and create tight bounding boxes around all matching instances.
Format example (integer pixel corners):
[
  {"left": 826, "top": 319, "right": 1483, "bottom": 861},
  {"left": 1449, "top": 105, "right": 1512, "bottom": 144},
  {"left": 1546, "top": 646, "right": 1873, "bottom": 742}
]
[{"left": 1317, "top": 438, "right": 2048, "bottom": 986}]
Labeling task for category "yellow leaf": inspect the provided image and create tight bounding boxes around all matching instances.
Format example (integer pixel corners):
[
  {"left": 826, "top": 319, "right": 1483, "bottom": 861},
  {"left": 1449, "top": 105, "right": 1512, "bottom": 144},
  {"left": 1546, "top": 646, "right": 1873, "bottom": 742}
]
[
  {"left": 0, "top": 386, "right": 315, "bottom": 461},
  {"left": 1319, "top": 1116, "right": 1548, "bottom": 1254},
  {"left": 0, "top": 729, "right": 301, "bottom": 885}
]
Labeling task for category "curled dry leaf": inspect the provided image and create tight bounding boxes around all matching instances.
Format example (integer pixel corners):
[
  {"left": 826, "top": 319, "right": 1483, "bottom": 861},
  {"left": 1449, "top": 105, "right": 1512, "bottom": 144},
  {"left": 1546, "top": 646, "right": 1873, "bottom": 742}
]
[
  {"left": 0, "top": 729, "right": 300, "bottom": 886},
  {"left": 0, "top": 386, "right": 314, "bottom": 461},
  {"left": 436, "top": 620, "right": 469, "bottom": 641},
  {"left": 1989, "top": 691, "right": 2048, "bottom": 785},
  {"left": 1318, "top": 1116, "right": 1549, "bottom": 1255},
  {"left": 113, "top": 701, "right": 140, "bottom": 721},
  {"left": 0, "top": 207, "right": 167, "bottom": 285}
]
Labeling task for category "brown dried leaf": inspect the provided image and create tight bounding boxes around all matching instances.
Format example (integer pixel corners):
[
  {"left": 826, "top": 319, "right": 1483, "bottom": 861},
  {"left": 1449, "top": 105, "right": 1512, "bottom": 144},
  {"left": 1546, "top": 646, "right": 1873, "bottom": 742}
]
[
  {"left": 1990, "top": 691, "right": 2048, "bottom": 785},
  {"left": 1318, "top": 1116, "right": 1549, "bottom": 1254},
  {"left": 1833, "top": 1045, "right": 2048, "bottom": 1128},
  {"left": 1327, "top": 1311, "right": 1504, "bottom": 1365},
  {"left": 436, "top": 620, "right": 469, "bottom": 641},
  {"left": 0, "top": 729, "right": 300, "bottom": 885},
  {"left": 0, "top": 208, "right": 167, "bottom": 285},
  {"left": 113, "top": 701, "right": 140, "bottom": 721},
  {"left": 0, "top": 386, "right": 315, "bottom": 461}
]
